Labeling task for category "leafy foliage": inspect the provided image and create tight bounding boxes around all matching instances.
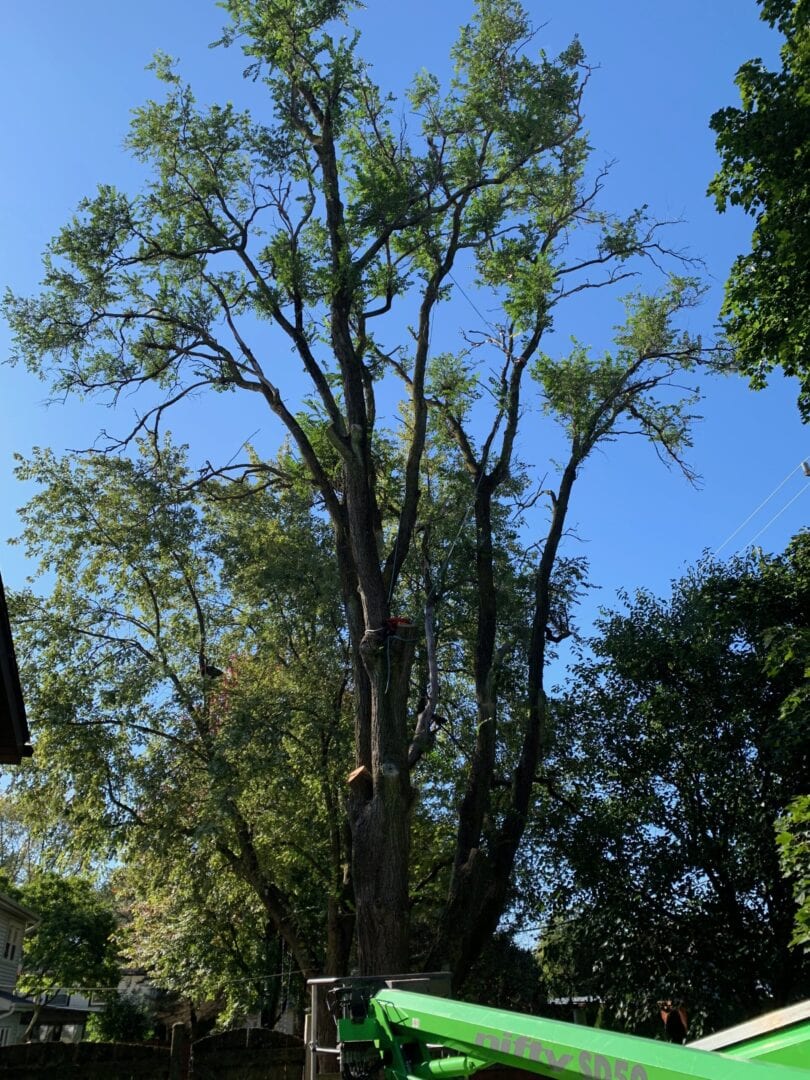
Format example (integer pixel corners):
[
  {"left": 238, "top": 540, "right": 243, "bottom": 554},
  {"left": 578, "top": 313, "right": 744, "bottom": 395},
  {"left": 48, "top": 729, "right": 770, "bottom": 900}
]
[
  {"left": 710, "top": 0, "right": 810, "bottom": 418},
  {"left": 4, "top": 0, "right": 717, "bottom": 978},
  {"left": 778, "top": 795, "right": 810, "bottom": 949},
  {"left": 115, "top": 852, "right": 291, "bottom": 1026},
  {"left": 461, "top": 934, "right": 545, "bottom": 1014},
  {"left": 16, "top": 873, "right": 119, "bottom": 1008},
  {"left": 84, "top": 992, "right": 154, "bottom": 1043},
  {"left": 536, "top": 540, "right": 810, "bottom": 1035},
  {"left": 770, "top": 532, "right": 810, "bottom": 950},
  {"left": 8, "top": 437, "right": 353, "bottom": 1002}
]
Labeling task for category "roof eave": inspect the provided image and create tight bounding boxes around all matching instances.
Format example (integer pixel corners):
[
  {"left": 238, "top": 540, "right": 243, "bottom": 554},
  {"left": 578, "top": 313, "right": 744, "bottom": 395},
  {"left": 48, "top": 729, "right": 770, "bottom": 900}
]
[{"left": 0, "top": 574, "right": 32, "bottom": 764}]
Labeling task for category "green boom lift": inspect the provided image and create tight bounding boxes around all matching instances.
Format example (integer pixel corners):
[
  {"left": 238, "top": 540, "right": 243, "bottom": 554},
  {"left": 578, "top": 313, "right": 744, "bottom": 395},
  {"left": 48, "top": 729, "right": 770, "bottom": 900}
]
[{"left": 307, "top": 975, "right": 810, "bottom": 1080}]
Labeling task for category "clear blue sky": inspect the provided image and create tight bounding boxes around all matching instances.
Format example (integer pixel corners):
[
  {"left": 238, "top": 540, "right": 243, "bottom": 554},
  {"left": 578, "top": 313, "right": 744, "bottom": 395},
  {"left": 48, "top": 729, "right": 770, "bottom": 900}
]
[{"left": 1, "top": 1, "right": 807, "bottom": 635}]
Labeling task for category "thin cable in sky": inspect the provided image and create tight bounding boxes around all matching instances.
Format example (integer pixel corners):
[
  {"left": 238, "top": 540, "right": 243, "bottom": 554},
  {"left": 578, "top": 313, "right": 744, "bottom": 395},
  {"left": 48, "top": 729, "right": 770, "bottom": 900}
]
[
  {"left": 743, "top": 484, "right": 810, "bottom": 549},
  {"left": 448, "top": 271, "right": 498, "bottom": 334},
  {"left": 713, "top": 460, "right": 805, "bottom": 556}
]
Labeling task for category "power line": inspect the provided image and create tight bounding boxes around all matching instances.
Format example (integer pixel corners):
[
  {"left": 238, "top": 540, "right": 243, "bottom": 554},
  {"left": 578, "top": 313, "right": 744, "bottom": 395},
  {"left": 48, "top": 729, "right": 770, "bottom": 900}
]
[
  {"left": 744, "top": 483, "right": 810, "bottom": 548},
  {"left": 713, "top": 459, "right": 807, "bottom": 556},
  {"left": 448, "top": 271, "right": 498, "bottom": 335}
]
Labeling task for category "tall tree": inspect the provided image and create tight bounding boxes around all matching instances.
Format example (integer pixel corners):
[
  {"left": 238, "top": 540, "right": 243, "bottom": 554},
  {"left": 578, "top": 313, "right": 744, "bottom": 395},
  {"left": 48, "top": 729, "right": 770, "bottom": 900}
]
[
  {"left": 710, "top": 0, "right": 810, "bottom": 418},
  {"left": 536, "top": 540, "right": 810, "bottom": 1035},
  {"left": 6, "top": 0, "right": 712, "bottom": 977}
]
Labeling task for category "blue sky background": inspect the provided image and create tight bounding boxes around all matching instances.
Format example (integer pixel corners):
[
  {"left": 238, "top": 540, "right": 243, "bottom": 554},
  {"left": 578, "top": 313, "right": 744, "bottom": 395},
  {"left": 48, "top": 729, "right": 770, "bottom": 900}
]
[{"left": 1, "top": 1, "right": 807, "bottom": 642}]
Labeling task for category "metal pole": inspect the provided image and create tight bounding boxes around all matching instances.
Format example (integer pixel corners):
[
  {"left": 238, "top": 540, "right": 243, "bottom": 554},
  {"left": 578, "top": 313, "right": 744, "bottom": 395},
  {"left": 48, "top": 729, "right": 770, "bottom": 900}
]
[
  {"left": 309, "top": 980, "right": 318, "bottom": 1079},
  {"left": 304, "top": 1010, "right": 313, "bottom": 1080}
]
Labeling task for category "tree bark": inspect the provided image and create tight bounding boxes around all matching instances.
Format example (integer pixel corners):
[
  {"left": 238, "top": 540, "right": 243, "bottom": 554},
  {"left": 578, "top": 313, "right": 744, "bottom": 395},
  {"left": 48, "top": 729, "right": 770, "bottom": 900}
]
[
  {"left": 427, "top": 459, "right": 579, "bottom": 984},
  {"left": 350, "top": 622, "right": 418, "bottom": 973}
]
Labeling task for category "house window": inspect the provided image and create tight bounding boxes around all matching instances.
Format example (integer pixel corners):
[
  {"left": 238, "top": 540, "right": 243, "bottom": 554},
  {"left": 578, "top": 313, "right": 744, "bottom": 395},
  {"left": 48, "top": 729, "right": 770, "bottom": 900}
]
[{"left": 3, "top": 925, "right": 21, "bottom": 962}]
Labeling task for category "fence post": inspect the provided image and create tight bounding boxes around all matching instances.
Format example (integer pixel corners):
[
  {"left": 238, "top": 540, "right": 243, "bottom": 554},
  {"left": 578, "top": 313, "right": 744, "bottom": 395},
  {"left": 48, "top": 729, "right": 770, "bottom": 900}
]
[
  {"left": 169, "top": 1021, "right": 189, "bottom": 1080},
  {"left": 303, "top": 1011, "right": 312, "bottom": 1080}
]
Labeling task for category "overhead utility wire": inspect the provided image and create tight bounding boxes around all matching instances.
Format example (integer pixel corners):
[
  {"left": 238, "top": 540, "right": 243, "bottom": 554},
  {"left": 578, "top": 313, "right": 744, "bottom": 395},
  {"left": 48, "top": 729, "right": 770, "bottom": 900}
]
[
  {"left": 0, "top": 969, "right": 291, "bottom": 996},
  {"left": 713, "top": 459, "right": 806, "bottom": 556},
  {"left": 448, "top": 271, "right": 499, "bottom": 335},
  {"left": 744, "top": 483, "right": 810, "bottom": 548}
]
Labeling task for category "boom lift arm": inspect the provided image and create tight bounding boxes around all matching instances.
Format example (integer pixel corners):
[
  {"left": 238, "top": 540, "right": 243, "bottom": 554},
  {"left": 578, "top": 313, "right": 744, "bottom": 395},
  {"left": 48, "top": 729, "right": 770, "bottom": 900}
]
[{"left": 315, "top": 978, "right": 810, "bottom": 1080}]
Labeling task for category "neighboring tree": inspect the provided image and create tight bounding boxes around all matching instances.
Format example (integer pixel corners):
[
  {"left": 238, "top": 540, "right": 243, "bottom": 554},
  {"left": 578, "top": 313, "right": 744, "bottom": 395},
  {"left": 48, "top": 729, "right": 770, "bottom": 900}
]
[
  {"left": 5, "top": 0, "right": 714, "bottom": 977},
  {"left": 9, "top": 439, "right": 355, "bottom": 991},
  {"left": 711, "top": 0, "right": 810, "bottom": 939},
  {"left": 535, "top": 540, "right": 810, "bottom": 1036},
  {"left": 709, "top": 0, "right": 810, "bottom": 418},
  {"left": 770, "top": 532, "right": 810, "bottom": 950},
  {"left": 84, "top": 992, "right": 154, "bottom": 1043},
  {"left": 778, "top": 795, "right": 810, "bottom": 950},
  {"left": 115, "top": 845, "right": 294, "bottom": 1026},
  {"left": 16, "top": 872, "right": 119, "bottom": 1040}
]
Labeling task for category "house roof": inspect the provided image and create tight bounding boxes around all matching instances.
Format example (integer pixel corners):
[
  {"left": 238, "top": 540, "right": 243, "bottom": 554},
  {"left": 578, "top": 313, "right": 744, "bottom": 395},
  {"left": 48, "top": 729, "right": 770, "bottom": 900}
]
[
  {"left": 0, "top": 990, "right": 37, "bottom": 1012},
  {"left": 0, "top": 989, "right": 102, "bottom": 1023},
  {"left": 0, "top": 574, "right": 32, "bottom": 764},
  {"left": 0, "top": 891, "right": 40, "bottom": 927},
  {"left": 689, "top": 999, "right": 810, "bottom": 1052}
]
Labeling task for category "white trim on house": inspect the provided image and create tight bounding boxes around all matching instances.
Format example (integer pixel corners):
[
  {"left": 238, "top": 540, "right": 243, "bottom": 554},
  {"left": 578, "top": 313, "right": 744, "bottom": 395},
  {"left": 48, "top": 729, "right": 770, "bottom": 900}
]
[
  {"left": 0, "top": 891, "right": 39, "bottom": 1046},
  {"left": 0, "top": 894, "right": 39, "bottom": 929}
]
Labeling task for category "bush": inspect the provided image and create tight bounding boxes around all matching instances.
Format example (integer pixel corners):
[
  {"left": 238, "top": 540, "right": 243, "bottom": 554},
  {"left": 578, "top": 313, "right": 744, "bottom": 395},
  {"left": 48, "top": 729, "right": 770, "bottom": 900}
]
[{"left": 84, "top": 993, "right": 153, "bottom": 1043}]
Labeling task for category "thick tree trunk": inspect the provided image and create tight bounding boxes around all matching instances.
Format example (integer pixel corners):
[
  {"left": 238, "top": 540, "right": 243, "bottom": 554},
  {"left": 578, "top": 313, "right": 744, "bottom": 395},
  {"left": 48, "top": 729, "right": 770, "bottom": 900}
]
[
  {"left": 350, "top": 622, "right": 417, "bottom": 974},
  {"left": 427, "top": 487, "right": 498, "bottom": 976},
  {"left": 428, "top": 462, "right": 579, "bottom": 984}
]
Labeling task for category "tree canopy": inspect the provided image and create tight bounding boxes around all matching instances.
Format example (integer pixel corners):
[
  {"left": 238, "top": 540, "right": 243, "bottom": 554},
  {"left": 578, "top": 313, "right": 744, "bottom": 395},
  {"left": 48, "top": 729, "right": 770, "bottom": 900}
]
[
  {"left": 536, "top": 536, "right": 810, "bottom": 1035},
  {"left": 8, "top": 438, "right": 355, "bottom": 993},
  {"left": 5, "top": 0, "right": 716, "bottom": 980},
  {"left": 710, "top": 0, "right": 810, "bottom": 419},
  {"left": 778, "top": 796, "right": 810, "bottom": 951},
  {"left": 14, "top": 872, "right": 119, "bottom": 1039}
]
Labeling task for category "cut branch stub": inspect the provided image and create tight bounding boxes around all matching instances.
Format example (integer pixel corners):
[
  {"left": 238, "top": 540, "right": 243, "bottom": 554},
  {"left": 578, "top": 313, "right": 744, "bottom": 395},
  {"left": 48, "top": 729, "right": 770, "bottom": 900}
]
[{"left": 347, "top": 765, "right": 373, "bottom": 801}]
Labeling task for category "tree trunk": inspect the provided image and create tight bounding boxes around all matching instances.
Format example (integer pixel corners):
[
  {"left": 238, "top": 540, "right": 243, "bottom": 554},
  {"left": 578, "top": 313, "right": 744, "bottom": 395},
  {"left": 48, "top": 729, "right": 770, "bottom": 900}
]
[
  {"left": 258, "top": 922, "right": 282, "bottom": 1027},
  {"left": 350, "top": 622, "right": 418, "bottom": 974},
  {"left": 427, "top": 462, "right": 579, "bottom": 984},
  {"left": 22, "top": 998, "right": 44, "bottom": 1042}
]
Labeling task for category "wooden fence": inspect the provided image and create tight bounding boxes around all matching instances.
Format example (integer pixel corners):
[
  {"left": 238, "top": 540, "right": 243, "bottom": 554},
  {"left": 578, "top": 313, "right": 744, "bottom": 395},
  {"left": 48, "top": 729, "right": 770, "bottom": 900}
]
[{"left": 0, "top": 1028, "right": 305, "bottom": 1079}]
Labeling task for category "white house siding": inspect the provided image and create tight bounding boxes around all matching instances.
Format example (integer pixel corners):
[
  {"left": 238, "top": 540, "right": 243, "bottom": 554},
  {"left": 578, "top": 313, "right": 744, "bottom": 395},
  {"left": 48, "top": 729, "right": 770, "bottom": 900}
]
[
  {"left": 0, "top": 958, "right": 17, "bottom": 993},
  {"left": 0, "top": 920, "right": 23, "bottom": 995},
  {"left": 0, "top": 1015, "right": 24, "bottom": 1046},
  {"left": 0, "top": 893, "right": 40, "bottom": 1046}
]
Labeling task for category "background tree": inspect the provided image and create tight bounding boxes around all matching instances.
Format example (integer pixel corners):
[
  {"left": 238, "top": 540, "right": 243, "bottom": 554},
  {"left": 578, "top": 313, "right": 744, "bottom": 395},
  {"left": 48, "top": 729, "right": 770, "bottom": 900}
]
[
  {"left": 778, "top": 795, "right": 810, "bottom": 951},
  {"left": 535, "top": 538, "right": 810, "bottom": 1036},
  {"left": 8, "top": 438, "right": 354, "bottom": 992},
  {"left": 5, "top": 0, "right": 714, "bottom": 977},
  {"left": 460, "top": 934, "right": 545, "bottom": 1014},
  {"left": 15, "top": 872, "right": 119, "bottom": 1040},
  {"left": 770, "top": 533, "right": 810, "bottom": 951},
  {"left": 84, "top": 992, "right": 154, "bottom": 1044},
  {"left": 710, "top": 0, "right": 810, "bottom": 418}
]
